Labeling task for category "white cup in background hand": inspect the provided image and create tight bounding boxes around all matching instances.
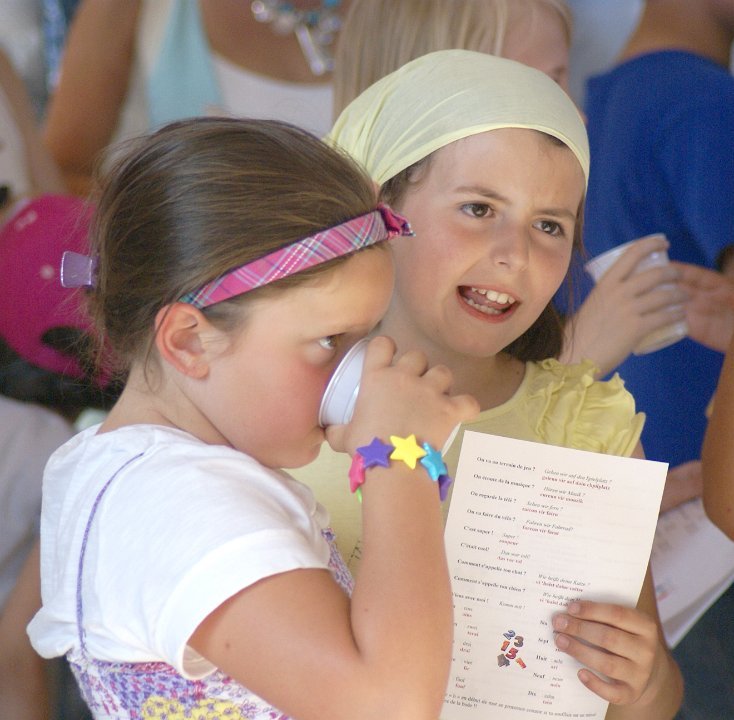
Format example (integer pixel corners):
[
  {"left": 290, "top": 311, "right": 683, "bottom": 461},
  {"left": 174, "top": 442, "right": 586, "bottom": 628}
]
[
  {"left": 319, "top": 338, "right": 459, "bottom": 454},
  {"left": 584, "top": 233, "right": 688, "bottom": 355}
]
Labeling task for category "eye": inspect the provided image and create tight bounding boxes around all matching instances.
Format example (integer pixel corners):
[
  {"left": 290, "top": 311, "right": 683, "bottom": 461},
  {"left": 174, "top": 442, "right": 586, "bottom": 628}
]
[
  {"left": 318, "top": 335, "right": 340, "bottom": 351},
  {"left": 535, "top": 219, "right": 565, "bottom": 237},
  {"left": 461, "top": 203, "right": 491, "bottom": 218}
]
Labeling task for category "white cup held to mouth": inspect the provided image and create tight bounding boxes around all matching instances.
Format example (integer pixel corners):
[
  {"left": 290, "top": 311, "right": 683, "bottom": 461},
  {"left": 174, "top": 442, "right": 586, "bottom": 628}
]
[
  {"left": 584, "top": 233, "right": 688, "bottom": 355},
  {"left": 319, "top": 338, "right": 460, "bottom": 454},
  {"left": 319, "top": 338, "right": 369, "bottom": 427}
]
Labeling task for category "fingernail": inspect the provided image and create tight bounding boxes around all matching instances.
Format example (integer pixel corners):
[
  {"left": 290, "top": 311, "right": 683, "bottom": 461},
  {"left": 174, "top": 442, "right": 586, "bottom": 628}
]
[
  {"left": 555, "top": 633, "right": 570, "bottom": 650},
  {"left": 567, "top": 601, "right": 581, "bottom": 615},
  {"left": 552, "top": 614, "right": 568, "bottom": 631}
]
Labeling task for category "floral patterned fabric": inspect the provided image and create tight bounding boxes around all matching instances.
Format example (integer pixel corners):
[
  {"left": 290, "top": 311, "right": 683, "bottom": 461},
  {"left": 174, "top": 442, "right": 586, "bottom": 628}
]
[{"left": 70, "top": 525, "right": 352, "bottom": 719}]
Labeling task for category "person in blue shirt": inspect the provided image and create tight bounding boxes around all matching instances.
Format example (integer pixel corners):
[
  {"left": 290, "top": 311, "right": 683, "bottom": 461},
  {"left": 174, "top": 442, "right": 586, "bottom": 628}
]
[
  {"left": 577, "top": 2, "right": 734, "bottom": 718},
  {"left": 580, "top": 0, "right": 734, "bottom": 469}
]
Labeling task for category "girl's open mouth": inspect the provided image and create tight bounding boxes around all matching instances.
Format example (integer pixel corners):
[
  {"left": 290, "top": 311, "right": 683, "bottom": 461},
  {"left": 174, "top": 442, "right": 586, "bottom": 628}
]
[{"left": 459, "top": 286, "right": 517, "bottom": 316}]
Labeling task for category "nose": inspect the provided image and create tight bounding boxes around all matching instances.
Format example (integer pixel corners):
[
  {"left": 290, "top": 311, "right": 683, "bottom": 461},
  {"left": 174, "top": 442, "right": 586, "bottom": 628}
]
[{"left": 488, "top": 224, "right": 530, "bottom": 272}]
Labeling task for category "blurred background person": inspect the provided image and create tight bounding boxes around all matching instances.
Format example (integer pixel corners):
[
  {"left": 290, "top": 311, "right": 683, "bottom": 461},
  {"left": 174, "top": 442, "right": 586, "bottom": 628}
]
[
  {"left": 573, "top": 1, "right": 734, "bottom": 717},
  {"left": 43, "top": 0, "right": 351, "bottom": 195}
]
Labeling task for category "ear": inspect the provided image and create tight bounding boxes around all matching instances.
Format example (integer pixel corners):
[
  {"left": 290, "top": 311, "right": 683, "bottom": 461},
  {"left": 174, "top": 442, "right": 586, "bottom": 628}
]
[{"left": 154, "top": 303, "right": 214, "bottom": 379}]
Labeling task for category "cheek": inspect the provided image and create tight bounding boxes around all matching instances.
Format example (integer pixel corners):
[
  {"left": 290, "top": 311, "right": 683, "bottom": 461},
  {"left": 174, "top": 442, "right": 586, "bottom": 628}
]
[
  {"left": 267, "top": 360, "right": 332, "bottom": 421},
  {"left": 393, "top": 255, "right": 436, "bottom": 310},
  {"left": 537, "top": 244, "right": 573, "bottom": 293},
  {"left": 296, "top": 363, "right": 334, "bottom": 403},
  {"left": 263, "top": 375, "right": 328, "bottom": 447},
  {"left": 393, "top": 232, "right": 457, "bottom": 289}
]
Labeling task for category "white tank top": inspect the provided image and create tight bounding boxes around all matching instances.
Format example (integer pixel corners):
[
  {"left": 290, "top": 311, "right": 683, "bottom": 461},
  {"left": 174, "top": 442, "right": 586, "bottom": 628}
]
[{"left": 111, "top": 0, "right": 333, "bottom": 152}]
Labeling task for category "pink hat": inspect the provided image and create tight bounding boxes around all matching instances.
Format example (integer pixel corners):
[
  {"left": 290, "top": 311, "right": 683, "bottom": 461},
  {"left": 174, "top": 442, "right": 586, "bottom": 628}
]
[{"left": 0, "top": 194, "right": 100, "bottom": 382}]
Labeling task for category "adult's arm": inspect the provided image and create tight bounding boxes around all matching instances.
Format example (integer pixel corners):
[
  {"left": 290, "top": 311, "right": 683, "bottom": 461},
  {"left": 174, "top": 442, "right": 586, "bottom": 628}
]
[
  {"left": 43, "top": 0, "right": 141, "bottom": 196},
  {"left": 0, "top": 542, "right": 50, "bottom": 720},
  {"left": 0, "top": 50, "right": 65, "bottom": 197},
  {"left": 702, "top": 331, "right": 734, "bottom": 538}
]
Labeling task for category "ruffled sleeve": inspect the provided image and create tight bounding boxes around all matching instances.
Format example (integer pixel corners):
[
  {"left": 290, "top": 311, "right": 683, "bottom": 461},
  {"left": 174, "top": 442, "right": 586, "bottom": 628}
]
[{"left": 520, "top": 359, "right": 645, "bottom": 457}]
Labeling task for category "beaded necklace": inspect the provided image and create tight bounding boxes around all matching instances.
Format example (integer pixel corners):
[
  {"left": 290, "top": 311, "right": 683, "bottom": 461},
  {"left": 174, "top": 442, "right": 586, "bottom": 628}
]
[{"left": 251, "top": 0, "right": 342, "bottom": 76}]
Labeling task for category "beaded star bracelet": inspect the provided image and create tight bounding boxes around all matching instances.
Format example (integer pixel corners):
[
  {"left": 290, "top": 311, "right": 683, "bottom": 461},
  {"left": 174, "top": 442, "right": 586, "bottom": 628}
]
[{"left": 348, "top": 434, "right": 453, "bottom": 502}]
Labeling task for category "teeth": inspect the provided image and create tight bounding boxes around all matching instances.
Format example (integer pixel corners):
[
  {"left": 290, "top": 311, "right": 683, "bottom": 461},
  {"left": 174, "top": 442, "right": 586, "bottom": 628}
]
[
  {"left": 470, "top": 287, "right": 516, "bottom": 305},
  {"left": 465, "top": 297, "right": 503, "bottom": 315}
]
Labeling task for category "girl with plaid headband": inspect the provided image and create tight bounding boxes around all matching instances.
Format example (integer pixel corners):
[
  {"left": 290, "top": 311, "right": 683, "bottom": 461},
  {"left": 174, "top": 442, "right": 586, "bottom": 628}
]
[{"left": 27, "top": 116, "right": 478, "bottom": 719}]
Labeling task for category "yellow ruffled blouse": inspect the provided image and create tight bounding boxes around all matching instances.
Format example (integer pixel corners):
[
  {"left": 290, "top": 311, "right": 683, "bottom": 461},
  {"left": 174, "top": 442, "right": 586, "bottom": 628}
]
[{"left": 290, "top": 359, "right": 645, "bottom": 572}]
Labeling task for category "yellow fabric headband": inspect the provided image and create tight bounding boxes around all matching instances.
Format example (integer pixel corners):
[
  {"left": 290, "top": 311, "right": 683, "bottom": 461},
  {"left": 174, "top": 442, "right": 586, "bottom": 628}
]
[{"left": 327, "top": 49, "right": 590, "bottom": 188}]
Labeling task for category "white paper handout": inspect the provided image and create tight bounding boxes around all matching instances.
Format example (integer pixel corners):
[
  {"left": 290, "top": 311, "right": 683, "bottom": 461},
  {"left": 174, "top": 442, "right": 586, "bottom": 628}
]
[
  {"left": 652, "top": 497, "right": 734, "bottom": 648},
  {"left": 442, "top": 431, "right": 667, "bottom": 719}
]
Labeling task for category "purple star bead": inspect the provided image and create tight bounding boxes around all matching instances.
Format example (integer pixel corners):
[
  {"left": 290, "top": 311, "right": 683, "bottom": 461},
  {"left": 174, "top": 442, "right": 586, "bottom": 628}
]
[
  {"left": 356, "top": 437, "right": 394, "bottom": 468},
  {"left": 438, "top": 474, "right": 453, "bottom": 502}
]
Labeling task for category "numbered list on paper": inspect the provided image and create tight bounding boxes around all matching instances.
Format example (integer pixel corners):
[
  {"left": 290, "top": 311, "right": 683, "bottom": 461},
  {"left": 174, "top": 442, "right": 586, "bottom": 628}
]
[{"left": 441, "top": 432, "right": 666, "bottom": 719}]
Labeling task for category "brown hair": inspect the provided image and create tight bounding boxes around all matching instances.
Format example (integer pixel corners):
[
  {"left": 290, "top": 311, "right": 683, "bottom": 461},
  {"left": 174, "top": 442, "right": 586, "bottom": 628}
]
[
  {"left": 87, "top": 117, "right": 378, "bottom": 372},
  {"left": 334, "top": 0, "right": 573, "bottom": 115},
  {"left": 380, "top": 132, "right": 585, "bottom": 362}
]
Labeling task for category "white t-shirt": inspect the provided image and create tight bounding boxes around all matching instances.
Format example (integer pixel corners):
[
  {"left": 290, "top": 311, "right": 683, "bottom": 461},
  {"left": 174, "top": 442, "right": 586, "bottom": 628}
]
[
  {"left": 0, "top": 395, "right": 72, "bottom": 609},
  {"left": 28, "top": 423, "right": 331, "bottom": 678}
]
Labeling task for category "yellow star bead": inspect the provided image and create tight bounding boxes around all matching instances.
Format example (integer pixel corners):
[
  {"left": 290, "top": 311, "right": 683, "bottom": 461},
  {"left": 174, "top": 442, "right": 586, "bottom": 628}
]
[{"left": 389, "top": 434, "right": 427, "bottom": 469}]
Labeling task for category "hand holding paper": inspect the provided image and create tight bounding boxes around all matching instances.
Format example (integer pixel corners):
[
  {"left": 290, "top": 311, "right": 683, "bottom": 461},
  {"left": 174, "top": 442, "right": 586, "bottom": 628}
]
[
  {"left": 553, "top": 599, "right": 661, "bottom": 706},
  {"left": 441, "top": 431, "right": 669, "bottom": 719}
]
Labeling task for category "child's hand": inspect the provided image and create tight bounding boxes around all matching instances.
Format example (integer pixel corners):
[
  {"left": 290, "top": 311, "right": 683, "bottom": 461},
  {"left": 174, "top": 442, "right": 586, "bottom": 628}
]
[
  {"left": 326, "top": 336, "right": 478, "bottom": 455},
  {"left": 552, "top": 600, "right": 666, "bottom": 707},
  {"left": 561, "top": 235, "right": 687, "bottom": 376}
]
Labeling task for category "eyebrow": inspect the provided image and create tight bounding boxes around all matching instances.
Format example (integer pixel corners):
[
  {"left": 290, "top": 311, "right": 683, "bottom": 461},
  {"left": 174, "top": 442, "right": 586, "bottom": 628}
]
[
  {"left": 453, "top": 185, "right": 507, "bottom": 202},
  {"left": 452, "top": 184, "right": 578, "bottom": 223}
]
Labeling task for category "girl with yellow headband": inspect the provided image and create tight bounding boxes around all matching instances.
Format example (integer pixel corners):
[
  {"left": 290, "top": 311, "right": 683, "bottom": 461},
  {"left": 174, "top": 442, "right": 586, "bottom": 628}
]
[
  {"left": 293, "top": 49, "right": 683, "bottom": 718},
  {"left": 333, "top": 0, "right": 689, "bottom": 384}
]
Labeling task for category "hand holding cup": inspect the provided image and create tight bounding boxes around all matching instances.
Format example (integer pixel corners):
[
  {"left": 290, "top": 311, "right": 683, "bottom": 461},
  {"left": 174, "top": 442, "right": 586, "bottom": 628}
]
[
  {"left": 583, "top": 233, "right": 688, "bottom": 356},
  {"left": 562, "top": 234, "right": 689, "bottom": 375},
  {"left": 322, "top": 336, "right": 477, "bottom": 457}
]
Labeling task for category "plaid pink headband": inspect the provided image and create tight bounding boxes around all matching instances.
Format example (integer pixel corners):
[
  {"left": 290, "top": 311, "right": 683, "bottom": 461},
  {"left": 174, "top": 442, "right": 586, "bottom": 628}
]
[
  {"left": 60, "top": 204, "right": 413, "bottom": 309},
  {"left": 179, "top": 203, "right": 412, "bottom": 309}
]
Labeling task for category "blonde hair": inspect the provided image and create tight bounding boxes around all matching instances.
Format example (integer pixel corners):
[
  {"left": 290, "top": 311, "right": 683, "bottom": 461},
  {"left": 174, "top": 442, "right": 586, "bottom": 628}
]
[{"left": 333, "top": 0, "right": 573, "bottom": 114}]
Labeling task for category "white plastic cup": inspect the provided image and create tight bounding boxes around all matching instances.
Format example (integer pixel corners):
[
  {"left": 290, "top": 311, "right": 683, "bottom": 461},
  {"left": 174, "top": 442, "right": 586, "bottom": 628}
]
[
  {"left": 318, "top": 338, "right": 460, "bottom": 454},
  {"left": 584, "top": 233, "right": 688, "bottom": 355},
  {"left": 319, "top": 338, "right": 368, "bottom": 427}
]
